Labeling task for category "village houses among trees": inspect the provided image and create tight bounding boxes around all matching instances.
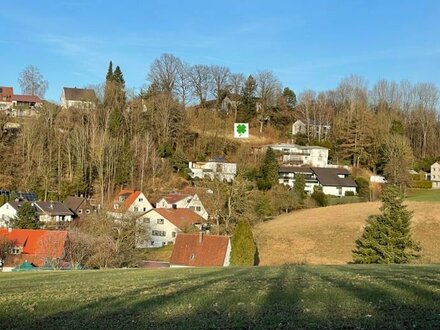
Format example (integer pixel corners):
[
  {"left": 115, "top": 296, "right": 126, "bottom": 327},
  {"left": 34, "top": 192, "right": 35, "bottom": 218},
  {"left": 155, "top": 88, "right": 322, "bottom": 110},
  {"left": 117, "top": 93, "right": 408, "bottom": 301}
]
[{"left": 1, "top": 52, "right": 439, "bottom": 269}]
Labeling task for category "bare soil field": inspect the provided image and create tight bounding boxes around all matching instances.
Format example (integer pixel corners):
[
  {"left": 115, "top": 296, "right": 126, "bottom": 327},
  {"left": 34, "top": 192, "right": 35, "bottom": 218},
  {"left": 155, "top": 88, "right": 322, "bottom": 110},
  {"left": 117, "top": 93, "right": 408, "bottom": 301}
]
[{"left": 255, "top": 201, "right": 440, "bottom": 265}]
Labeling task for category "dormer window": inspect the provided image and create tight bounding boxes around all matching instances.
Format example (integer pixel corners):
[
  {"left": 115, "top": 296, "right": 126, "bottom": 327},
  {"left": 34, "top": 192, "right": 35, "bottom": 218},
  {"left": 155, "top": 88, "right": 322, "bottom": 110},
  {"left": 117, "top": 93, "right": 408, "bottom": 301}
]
[
  {"left": 337, "top": 174, "right": 346, "bottom": 178},
  {"left": 119, "top": 196, "right": 126, "bottom": 202}
]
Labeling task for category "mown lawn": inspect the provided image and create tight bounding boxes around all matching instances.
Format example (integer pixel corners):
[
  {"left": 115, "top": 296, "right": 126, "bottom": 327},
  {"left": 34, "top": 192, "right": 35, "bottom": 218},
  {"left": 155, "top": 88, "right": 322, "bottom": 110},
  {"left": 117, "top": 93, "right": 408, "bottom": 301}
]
[
  {"left": 406, "top": 189, "right": 440, "bottom": 202},
  {"left": 1, "top": 265, "right": 440, "bottom": 329}
]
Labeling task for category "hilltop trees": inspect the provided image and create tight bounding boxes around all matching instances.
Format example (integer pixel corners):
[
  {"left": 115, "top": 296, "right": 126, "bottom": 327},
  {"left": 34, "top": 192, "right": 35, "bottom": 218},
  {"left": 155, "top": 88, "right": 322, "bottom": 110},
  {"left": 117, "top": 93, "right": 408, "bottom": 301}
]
[
  {"left": 18, "top": 65, "right": 48, "bottom": 98},
  {"left": 353, "top": 185, "right": 421, "bottom": 264}
]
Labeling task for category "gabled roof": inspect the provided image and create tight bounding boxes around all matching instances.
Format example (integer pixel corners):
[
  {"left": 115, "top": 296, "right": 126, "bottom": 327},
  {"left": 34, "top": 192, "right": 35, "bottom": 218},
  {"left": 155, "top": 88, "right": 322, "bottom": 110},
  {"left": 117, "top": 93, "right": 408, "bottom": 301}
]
[
  {"left": 64, "top": 196, "right": 86, "bottom": 212},
  {"left": 170, "top": 233, "right": 230, "bottom": 267},
  {"left": 159, "top": 193, "right": 192, "bottom": 205},
  {"left": 311, "top": 167, "right": 357, "bottom": 187},
  {"left": 63, "top": 87, "right": 96, "bottom": 102},
  {"left": 149, "top": 208, "right": 204, "bottom": 230},
  {"left": 35, "top": 202, "right": 74, "bottom": 216},
  {"left": 112, "top": 189, "right": 142, "bottom": 212},
  {"left": 11, "top": 94, "right": 43, "bottom": 103},
  {"left": 0, "top": 229, "right": 67, "bottom": 267}
]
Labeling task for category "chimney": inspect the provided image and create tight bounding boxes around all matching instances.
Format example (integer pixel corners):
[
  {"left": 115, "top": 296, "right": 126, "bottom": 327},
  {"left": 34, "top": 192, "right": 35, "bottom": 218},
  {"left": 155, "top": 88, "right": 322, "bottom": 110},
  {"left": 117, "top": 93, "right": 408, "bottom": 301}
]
[{"left": 8, "top": 227, "right": 12, "bottom": 233}]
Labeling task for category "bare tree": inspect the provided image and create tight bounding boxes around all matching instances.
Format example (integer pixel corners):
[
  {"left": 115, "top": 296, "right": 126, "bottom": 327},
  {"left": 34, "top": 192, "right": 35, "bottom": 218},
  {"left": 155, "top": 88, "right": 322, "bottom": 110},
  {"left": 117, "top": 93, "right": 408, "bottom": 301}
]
[
  {"left": 147, "top": 53, "right": 181, "bottom": 94},
  {"left": 229, "top": 73, "right": 245, "bottom": 95},
  {"left": 255, "top": 70, "right": 282, "bottom": 109},
  {"left": 189, "top": 64, "right": 212, "bottom": 107},
  {"left": 210, "top": 65, "right": 231, "bottom": 109},
  {"left": 175, "top": 60, "right": 191, "bottom": 108},
  {"left": 18, "top": 65, "right": 48, "bottom": 98}
]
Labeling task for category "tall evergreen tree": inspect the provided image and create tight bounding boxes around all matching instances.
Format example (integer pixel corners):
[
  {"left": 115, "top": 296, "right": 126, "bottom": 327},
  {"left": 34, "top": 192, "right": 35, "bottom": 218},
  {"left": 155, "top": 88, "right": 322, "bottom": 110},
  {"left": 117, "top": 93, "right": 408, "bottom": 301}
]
[
  {"left": 353, "top": 185, "right": 421, "bottom": 264},
  {"left": 258, "top": 147, "right": 279, "bottom": 190},
  {"left": 106, "top": 61, "right": 113, "bottom": 82},
  {"left": 238, "top": 75, "right": 257, "bottom": 122},
  {"left": 294, "top": 173, "right": 306, "bottom": 202},
  {"left": 104, "top": 61, "right": 114, "bottom": 106},
  {"left": 11, "top": 202, "right": 41, "bottom": 229},
  {"left": 230, "top": 220, "right": 257, "bottom": 266}
]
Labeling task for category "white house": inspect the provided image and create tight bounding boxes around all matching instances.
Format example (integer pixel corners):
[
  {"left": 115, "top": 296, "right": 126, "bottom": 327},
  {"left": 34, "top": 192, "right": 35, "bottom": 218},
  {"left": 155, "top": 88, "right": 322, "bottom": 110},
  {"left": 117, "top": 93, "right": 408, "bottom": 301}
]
[
  {"left": 61, "top": 87, "right": 97, "bottom": 109},
  {"left": 0, "top": 202, "right": 20, "bottom": 227},
  {"left": 263, "top": 144, "right": 329, "bottom": 167},
  {"left": 431, "top": 162, "right": 440, "bottom": 189},
  {"left": 170, "top": 233, "right": 231, "bottom": 267},
  {"left": 108, "top": 189, "right": 153, "bottom": 219},
  {"left": 136, "top": 208, "right": 205, "bottom": 248},
  {"left": 292, "top": 119, "right": 331, "bottom": 140},
  {"left": 279, "top": 166, "right": 357, "bottom": 197},
  {"left": 188, "top": 160, "right": 237, "bottom": 182},
  {"left": 0, "top": 201, "right": 74, "bottom": 227},
  {"left": 156, "top": 192, "right": 209, "bottom": 220}
]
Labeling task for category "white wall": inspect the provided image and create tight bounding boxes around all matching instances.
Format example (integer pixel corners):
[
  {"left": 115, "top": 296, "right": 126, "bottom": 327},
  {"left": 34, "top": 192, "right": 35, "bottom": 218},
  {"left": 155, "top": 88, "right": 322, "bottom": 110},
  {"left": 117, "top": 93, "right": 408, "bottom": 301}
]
[
  {"left": 322, "top": 186, "right": 357, "bottom": 197},
  {"left": 136, "top": 210, "right": 181, "bottom": 248},
  {"left": 0, "top": 203, "right": 17, "bottom": 227}
]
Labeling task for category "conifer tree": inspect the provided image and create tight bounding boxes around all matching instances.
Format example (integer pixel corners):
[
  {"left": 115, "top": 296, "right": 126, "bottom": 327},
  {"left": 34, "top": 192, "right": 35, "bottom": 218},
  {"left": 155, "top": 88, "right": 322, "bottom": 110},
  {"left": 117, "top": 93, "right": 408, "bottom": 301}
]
[
  {"left": 11, "top": 202, "right": 41, "bottom": 229},
  {"left": 238, "top": 75, "right": 257, "bottom": 122},
  {"left": 104, "top": 61, "right": 114, "bottom": 106},
  {"left": 258, "top": 147, "right": 279, "bottom": 190},
  {"left": 294, "top": 173, "right": 306, "bottom": 201},
  {"left": 353, "top": 185, "right": 421, "bottom": 264},
  {"left": 230, "top": 220, "right": 257, "bottom": 266}
]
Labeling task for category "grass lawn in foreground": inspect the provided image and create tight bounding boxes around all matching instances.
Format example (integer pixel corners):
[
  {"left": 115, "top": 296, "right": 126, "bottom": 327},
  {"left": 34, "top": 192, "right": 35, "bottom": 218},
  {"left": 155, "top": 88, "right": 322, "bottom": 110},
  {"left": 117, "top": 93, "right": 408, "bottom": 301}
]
[
  {"left": 1, "top": 265, "right": 440, "bottom": 329},
  {"left": 405, "top": 189, "right": 440, "bottom": 202}
]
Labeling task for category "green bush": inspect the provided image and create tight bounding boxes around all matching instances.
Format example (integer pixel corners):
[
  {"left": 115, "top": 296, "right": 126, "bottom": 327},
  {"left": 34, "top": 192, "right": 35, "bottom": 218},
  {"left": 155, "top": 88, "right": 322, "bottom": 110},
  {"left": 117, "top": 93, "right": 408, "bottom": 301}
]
[
  {"left": 345, "top": 191, "right": 355, "bottom": 196},
  {"left": 230, "top": 220, "right": 257, "bottom": 266},
  {"left": 411, "top": 180, "right": 432, "bottom": 189},
  {"left": 311, "top": 189, "right": 328, "bottom": 207}
]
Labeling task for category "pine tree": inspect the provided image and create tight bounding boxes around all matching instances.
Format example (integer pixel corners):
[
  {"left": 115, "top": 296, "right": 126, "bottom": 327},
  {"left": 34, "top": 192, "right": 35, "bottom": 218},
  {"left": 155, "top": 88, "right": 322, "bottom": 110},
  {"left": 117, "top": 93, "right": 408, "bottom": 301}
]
[
  {"left": 104, "top": 61, "right": 114, "bottom": 106},
  {"left": 294, "top": 173, "right": 306, "bottom": 201},
  {"left": 230, "top": 220, "right": 257, "bottom": 266},
  {"left": 238, "top": 75, "right": 257, "bottom": 122},
  {"left": 106, "top": 61, "right": 113, "bottom": 82},
  {"left": 353, "top": 185, "right": 421, "bottom": 264},
  {"left": 11, "top": 202, "right": 41, "bottom": 229},
  {"left": 258, "top": 147, "right": 279, "bottom": 190}
]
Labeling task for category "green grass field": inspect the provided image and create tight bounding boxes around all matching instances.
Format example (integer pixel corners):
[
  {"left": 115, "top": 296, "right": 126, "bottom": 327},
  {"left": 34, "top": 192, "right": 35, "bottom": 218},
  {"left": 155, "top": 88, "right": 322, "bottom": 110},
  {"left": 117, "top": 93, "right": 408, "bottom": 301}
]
[
  {"left": 1, "top": 265, "right": 440, "bottom": 329},
  {"left": 406, "top": 189, "right": 440, "bottom": 202}
]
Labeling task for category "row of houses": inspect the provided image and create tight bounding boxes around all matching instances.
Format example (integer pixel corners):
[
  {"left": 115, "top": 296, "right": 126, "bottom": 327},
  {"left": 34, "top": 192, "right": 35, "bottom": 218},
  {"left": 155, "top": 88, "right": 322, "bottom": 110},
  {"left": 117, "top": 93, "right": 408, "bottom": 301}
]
[{"left": 0, "top": 228, "right": 230, "bottom": 269}]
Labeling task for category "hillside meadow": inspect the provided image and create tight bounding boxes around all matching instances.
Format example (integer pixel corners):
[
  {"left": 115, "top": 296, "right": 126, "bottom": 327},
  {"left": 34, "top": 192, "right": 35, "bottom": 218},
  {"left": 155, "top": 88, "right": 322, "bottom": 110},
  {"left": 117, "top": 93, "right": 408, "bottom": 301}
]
[
  {"left": 255, "top": 200, "right": 440, "bottom": 265},
  {"left": 1, "top": 265, "right": 440, "bottom": 329}
]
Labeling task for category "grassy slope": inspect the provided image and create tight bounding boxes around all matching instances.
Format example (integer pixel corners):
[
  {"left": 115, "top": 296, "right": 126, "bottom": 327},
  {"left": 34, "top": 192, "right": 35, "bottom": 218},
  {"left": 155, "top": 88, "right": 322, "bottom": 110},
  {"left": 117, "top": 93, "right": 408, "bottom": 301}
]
[
  {"left": 1, "top": 266, "right": 439, "bottom": 329},
  {"left": 406, "top": 189, "right": 440, "bottom": 202},
  {"left": 255, "top": 201, "right": 440, "bottom": 265}
]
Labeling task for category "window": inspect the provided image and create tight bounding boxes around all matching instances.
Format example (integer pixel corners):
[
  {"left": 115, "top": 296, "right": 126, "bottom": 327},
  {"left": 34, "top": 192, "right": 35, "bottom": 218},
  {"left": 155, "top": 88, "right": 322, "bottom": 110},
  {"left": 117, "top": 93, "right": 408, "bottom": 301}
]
[
  {"left": 85, "top": 209, "right": 91, "bottom": 215},
  {"left": 172, "top": 232, "right": 176, "bottom": 238},
  {"left": 144, "top": 218, "right": 150, "bottom": 223},
  {"left": 11, "top": 247, "right": 20, "bottom": 254},
  {"left": 189, "top": 206, "right": 195, "bottom": 210},
  {"left": 196, "top": 206, "right": 201, "bottom": 212},
  {"left": 138, "top": 198, "right": 143, "bottom": 202},
  {"left": 78, "top": 209, "right": 83, "bottom": 214},
  {"left": 157, "top": 218, "right": 164, "bottom": 224},
  {"left": 114, "top": 204, "right": 119, "bottom": 209},
  {"left": 143, "top": 207, "right": 147, "bottom": 212},
  {"left": 152, "top": 230, "right": 166, "bottom": 236},
  {"left": 134, "top": 207, "right": 139, "bottom": 212}
]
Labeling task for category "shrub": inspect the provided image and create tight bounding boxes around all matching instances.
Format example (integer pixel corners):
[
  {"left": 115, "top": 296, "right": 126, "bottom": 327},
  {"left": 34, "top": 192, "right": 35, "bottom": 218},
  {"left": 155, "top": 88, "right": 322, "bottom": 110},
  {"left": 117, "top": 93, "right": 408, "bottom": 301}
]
[
  {"left": 355, "top": 177, "right": 370, "bottom": 200},
  {"left": 345, "top": 191, "right": 355, "bottom": 196},
  {"left": 230, "top": 220, "right": 257, "bottom": 266},
  {"left": 311, "top": 189, "right": 328, "bottom": 207},
  {"left": 411, "top": 180, "right": 432, "bottom": 189}
]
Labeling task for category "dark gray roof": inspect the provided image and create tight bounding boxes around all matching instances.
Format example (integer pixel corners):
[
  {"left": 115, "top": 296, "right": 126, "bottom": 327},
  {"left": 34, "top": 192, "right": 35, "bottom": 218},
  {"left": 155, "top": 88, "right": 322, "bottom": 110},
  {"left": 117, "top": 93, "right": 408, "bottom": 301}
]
[
  {"left": 311, "top": 167, "right": 357, "bottom": 187},
  {"left": 35, "top": 201, "right": 74, "bottom": 216},
  {"left": 279, "top": 166, "right": 313, "bottom": 174},
  {"left": 63, "top": 87, "right": 96, "bottom": 102}
]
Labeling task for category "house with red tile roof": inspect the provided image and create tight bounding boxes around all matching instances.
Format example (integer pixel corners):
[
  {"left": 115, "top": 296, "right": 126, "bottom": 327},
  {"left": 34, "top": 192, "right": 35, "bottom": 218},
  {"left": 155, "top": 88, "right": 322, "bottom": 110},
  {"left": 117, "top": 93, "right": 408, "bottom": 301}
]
[
  {"left": 170, "top": 233, "right": 231, "bottom": 267},
  {"left": 156, "top": 190, "right": 209, "bottom": 220},
  {"left": 0, "top": 228, "right": 67, "bottom": 267},
  {"left": 136, "top": 208, "right": 205, "bottom": 248},
  {"left": 107, "top": 189, "right": 153, "bottom": 219}
]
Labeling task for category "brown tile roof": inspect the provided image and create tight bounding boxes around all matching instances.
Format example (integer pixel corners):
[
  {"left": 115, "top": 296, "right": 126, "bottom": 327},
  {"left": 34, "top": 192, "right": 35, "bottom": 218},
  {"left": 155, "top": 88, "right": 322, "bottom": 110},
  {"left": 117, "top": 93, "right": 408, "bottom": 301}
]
[
  {"left": 160, "top": 193, "right": 192, "bottom": 205},
  {"left": 170, "top": 233, "right": 230, "bottom": 267},
  {"left": 11, "top": 94, "right": 43, "bottom": 103},
  {"left": 63, "top": 87, "right": 96, "bottom": 102},
  {"left": 0, "top": 229, "right": 67, "bottom": 267},
  {"left": 311, "top": 167, "right": 357, "bottom": 187},
  {"left": 153, "top": 208, "right": 204, "bottom": 229},
  {"left": 112, "top": 189, "right": 142, "bottom": 212}
]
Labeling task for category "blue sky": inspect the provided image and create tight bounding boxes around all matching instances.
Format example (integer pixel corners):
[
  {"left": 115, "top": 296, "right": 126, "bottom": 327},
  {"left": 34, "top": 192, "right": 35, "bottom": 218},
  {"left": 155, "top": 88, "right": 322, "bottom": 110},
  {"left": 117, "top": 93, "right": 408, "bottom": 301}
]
[{"left": 1, "top": 0, "right": 439, "bottom": 103}]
